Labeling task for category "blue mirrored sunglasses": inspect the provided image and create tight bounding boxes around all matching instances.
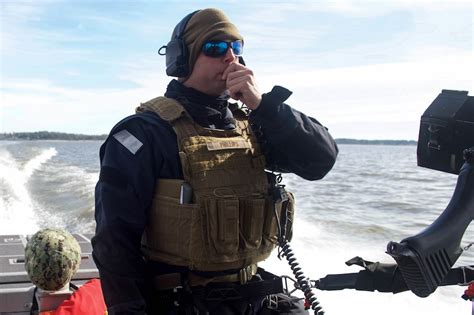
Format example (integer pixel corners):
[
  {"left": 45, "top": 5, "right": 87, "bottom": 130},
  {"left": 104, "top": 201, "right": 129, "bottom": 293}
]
[{"left": 201, "top": 40, "right": 243, "bottom": 57}]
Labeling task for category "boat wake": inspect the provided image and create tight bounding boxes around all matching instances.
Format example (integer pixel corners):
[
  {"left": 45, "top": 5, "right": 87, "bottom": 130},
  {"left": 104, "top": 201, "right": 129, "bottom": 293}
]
[{"left": 0, "top": 147, "right": 57, "bottom": 235}]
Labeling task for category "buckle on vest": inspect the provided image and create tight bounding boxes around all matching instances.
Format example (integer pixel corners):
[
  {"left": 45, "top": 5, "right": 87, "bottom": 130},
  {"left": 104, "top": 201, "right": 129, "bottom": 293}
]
[
  {"left": 201, "top": 264, "right": 258, "bottom": 285},
  {"left": 238, "top": 264, "right": 257, "bottom": 284},
  {"left": 153, "top": 272, "right": 182, "bottom": 291}
]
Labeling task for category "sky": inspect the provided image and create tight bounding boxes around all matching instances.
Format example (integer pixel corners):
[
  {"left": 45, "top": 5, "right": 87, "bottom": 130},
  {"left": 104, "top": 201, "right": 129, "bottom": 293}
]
[{"left": 0, "top": 0, "right": 472, "bottom": 140}]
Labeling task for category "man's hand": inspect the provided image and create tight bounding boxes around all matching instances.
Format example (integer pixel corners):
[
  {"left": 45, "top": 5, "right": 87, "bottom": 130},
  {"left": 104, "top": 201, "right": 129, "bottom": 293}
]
[{"left": 222, "top": 62, "right": 262, "bottom": 110}]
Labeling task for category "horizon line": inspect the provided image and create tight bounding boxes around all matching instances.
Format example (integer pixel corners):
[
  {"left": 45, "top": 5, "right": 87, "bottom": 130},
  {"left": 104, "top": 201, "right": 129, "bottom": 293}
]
[{"left": 0, "top": 131, "right": 418, "bottom": 142}]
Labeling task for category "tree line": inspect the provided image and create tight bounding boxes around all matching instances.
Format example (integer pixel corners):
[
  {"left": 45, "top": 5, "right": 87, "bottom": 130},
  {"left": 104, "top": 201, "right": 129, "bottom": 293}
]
[
  {"left": 335, "top": 138, "right": 417, "bottom": 145},
  {"left": 0, "top": 131, "right": 107, "bottom": 141},
  {"left": 0, "top": 132, "right": 416, "bottom": 145}
]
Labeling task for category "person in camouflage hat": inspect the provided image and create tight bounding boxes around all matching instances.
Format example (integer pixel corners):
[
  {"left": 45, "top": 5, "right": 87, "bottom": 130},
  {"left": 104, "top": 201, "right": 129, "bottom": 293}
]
[{"left": 25, "top": 228, "right": 81, "bottom": 291}]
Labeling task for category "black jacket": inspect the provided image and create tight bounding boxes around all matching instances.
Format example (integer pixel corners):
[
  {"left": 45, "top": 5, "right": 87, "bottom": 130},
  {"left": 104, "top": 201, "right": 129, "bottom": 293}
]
[{"left": 92, "top": 80, "right": 338, "bottom": 314}]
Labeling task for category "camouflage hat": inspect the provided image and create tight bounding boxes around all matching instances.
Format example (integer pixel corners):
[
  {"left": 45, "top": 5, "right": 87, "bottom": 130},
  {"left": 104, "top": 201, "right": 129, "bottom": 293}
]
[{"left": 24, "top": 228, "right": 81, "bottom": 291}]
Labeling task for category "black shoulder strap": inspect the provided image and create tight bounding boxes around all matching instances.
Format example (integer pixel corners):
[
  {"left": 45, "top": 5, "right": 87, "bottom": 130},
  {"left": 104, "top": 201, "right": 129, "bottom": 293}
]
[
  {"left": 444, "top": 265, "right": 474, "bottom": 286},
  {"left": 30, "top": 286, "right": 38, "bottom": 315}
]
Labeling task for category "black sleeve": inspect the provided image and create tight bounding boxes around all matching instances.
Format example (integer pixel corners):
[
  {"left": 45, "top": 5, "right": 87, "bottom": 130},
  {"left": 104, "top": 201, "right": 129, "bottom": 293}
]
[
  {"left": 92, "top": 118, "right": 158, "bottom": 315},
  {"left": 249, "top": 86, "right": 338, "bottom": 180}
]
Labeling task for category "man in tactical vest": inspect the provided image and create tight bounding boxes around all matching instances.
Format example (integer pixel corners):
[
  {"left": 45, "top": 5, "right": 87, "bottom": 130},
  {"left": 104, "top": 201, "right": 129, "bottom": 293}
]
[{"left": 92, "top": 8, "right": 338, "bottom": 315}]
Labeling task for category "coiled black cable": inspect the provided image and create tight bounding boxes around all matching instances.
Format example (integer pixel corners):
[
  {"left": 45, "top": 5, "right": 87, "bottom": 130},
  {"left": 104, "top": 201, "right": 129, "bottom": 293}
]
[
  {"left": 279, "top": 239, "right": 325, "bottom": 315},
  {"left": 270, "top": 174, "right": 324, "bottom": 315}
]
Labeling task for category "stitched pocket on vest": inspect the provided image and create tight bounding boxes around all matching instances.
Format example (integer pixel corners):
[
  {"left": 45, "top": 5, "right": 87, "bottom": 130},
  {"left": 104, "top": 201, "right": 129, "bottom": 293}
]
[
  {"left": 204, "top": 198, "right": 239, "bottom": 257},
  {"left": 240, "top": 198, "right": 265, "bottom": 249},
  {"left": 263, "top": 196, "right": 280, "bottom": 245},
  {"left": 144, "top": 195, "right": 197, "bottom": 260}
]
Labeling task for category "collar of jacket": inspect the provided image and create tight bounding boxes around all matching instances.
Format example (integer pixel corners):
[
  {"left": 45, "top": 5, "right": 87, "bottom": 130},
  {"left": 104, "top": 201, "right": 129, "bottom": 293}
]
[{"left": 164, "top": 80, "right": 236, "bottom": 130}]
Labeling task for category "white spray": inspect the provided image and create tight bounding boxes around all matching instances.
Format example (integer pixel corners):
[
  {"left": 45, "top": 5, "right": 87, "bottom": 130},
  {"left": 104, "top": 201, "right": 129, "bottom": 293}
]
[{"left": 0, "top": 147, "right": 57, "bottom": 234}]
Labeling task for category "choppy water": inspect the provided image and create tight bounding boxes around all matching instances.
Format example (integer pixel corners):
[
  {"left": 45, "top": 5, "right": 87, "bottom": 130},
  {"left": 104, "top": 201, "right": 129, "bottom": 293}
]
[
  {"left": 0, "top": 141, "right": 472, "bottom": 314},
  {"left": 0, "top": 140, "right": 100, "bottom": 234}
]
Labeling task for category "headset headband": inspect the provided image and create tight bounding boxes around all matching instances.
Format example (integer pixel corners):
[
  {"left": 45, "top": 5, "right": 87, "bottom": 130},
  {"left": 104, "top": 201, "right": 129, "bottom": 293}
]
[
  {"left": 174, "top": 10, "right": 200, "bottom": 40},
  {"left": 158, "top": 10, "right": 200, "bottom": 77}
]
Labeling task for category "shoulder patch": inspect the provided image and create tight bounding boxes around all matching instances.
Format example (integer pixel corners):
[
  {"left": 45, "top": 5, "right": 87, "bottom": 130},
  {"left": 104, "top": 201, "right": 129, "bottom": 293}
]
[{"left": 113, "top": 129, "right": 143, "bottom": 154}]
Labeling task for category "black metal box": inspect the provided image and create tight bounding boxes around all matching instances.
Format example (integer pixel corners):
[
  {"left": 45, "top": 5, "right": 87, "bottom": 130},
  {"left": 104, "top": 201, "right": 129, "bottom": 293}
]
[{"left": 417, "top": 90, "right": 474, "bottom": 174}]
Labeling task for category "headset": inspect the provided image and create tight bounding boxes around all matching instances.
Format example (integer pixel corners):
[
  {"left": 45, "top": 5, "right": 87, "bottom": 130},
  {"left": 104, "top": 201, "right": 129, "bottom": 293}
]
[
  {"left": 159, "top": 10, "right": 246, "bottom": 78},
  {"left": 159, "top": 10, "right": 200, "bottom": 77}
]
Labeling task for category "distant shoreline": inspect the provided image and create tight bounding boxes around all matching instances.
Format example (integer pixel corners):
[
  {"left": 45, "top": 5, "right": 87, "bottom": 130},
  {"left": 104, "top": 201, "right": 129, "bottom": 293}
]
[
  {"left": 335, "top": 138, "right": 417, "bottom": 145},
  {"left": 0, "top": 131, "right": 417, "bottom": 145},
  {"left": 0, "top": 131, "right": 107, "bottom": 141}
]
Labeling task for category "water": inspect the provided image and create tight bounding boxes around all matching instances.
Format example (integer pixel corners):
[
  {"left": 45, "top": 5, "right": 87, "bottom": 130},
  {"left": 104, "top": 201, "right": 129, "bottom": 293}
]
[
  {"left": 0, "top": 140, "right": 100, "bottom": 234},
  {"left": 0, "top": 141, "right": 471, "bottom": 314}
]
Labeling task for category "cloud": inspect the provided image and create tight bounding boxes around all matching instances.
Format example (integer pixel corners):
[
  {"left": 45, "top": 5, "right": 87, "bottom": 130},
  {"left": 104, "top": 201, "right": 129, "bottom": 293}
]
[
  {"left": 254, "top": 51, "right": 472, "bottom": 139},
  {"left": 1, "top": 1, "right": 472, "bottom": 140},
  {"left": 242, "top": 0, "right": 472, "bottom": 17},
  {"left": 2, "top": 49, "right": 470, "bottom": 139},
  {"left": 1, "top": 1, "right": 59, "bottom": 53},
  {"left": 1, "top": 69, "right": 171, "bottom": 134},
  {"left": 1, "top": 1, "right": 162, "bottom": 62},
  {"left": 237, "top": 0, "right": 471, "bottom": 73}
]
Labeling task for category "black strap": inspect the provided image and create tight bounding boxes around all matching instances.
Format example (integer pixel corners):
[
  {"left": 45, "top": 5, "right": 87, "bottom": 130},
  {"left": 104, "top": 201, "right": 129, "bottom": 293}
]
[
  {"left": 202, "top": 268, "right": 283, "bottom": 302},
  {"left": 443, "top": 266, "right": 474, "bottom": 286},
  {"left": 30, "top": 286, "right": 38, "bottom": 315},
  {"left": 316, "top": 259, "right": 474, "bottom": 293},
  {"left": 153, "top": 271, "right": 282, "bottom": 315},
  {"left": 174, "top": 10, "right": 199, "bottom": 40}
]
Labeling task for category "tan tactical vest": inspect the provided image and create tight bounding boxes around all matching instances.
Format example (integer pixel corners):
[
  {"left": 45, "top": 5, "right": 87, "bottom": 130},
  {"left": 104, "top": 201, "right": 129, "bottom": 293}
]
[{"left": 138, "top": 97, "right": 294, "bottom": 271}]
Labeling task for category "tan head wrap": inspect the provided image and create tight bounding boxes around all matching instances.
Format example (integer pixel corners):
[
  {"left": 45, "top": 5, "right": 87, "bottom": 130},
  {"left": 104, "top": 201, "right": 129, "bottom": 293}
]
[{"left": 173, "top": 8, "right": 243, "bottom": 77}]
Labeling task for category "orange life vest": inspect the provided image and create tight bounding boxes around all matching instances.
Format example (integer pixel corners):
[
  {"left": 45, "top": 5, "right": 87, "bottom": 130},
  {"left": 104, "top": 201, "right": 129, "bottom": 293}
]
[{"left": 39, "top": 279, "right": 107, "bottom": 315}]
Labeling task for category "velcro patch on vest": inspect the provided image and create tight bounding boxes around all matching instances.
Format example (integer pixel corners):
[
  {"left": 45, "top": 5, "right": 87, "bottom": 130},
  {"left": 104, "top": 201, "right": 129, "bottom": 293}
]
[
  {"left": 113, "top": 129, "right": 143, "bottom": 154},
  {"left": 206, "top": 140, "right": 250, "bottom": 151}
]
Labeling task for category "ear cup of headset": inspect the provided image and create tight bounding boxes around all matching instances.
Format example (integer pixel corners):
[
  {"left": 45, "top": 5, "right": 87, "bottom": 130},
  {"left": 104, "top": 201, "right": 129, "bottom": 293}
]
[
  {"left": 165, "top": 38, "right": 189, "bottom": 77},
  {"left": 165, "top": 10, "right": 200, "bottom": 77}
]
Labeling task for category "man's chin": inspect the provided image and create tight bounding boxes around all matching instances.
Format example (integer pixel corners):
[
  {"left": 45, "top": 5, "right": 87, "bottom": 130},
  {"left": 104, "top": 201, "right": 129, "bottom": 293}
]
[{"left": 209, "top": 83, "right": 227, "bottom": 97}]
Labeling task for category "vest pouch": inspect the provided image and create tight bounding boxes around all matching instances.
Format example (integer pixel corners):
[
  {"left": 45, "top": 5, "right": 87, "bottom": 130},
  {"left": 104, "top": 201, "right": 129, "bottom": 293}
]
[
  {"left": 142, "top": 195, "right": 198, "bottom": 264},
  {"left": 285, "top": 192, "right": 296, "bottom": 242},
  {"left": 203, "top": 197, "right": 240, "bottom": 258},
  {"left": 263, "top": 196, "right": 280, "bottom": 245},
  {"left": 262, "top": 191, "right": 296, "bottom": 244},
  {"left": 240, "top": 198, "right": 265, "bottom": 249}
]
